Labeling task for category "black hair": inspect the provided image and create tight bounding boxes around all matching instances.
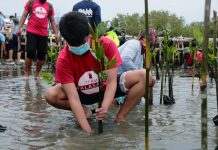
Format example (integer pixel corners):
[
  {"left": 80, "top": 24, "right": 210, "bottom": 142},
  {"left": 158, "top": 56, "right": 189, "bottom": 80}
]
[{"left": 59, "top": 11, "right": 90, "bottom": 46}]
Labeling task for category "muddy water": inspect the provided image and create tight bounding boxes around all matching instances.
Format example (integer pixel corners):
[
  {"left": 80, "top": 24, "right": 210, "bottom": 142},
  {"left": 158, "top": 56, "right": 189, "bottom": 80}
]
[
  {"left": 150, "top": 75, "right": 217, "bottom": 150},
  {"left": 0, "top": 66, "right": 144, "bottom": 150},
  {"left": 0, "top": 66, "right": 217, "bottom": 150}
]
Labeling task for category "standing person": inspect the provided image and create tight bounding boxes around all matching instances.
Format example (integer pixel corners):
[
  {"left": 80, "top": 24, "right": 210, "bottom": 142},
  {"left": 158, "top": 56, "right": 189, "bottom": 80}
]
[
  {"left": 0, "top": 11, "right": 8, "bottom": 58},
  {"left": 6, "top": 17, "right": 22, "bottom": 65},
  {"left": 17, "top": 0, "right": 59, "bottom": 79},
  {"left": 72, "top": 0, "right": 101, "bottom": 29},
  {"left": 44, "top": 12, "right": 153, "bottom": 133},
  {"left": 105, "top": 21, "right": 120, "bottom": 47}
]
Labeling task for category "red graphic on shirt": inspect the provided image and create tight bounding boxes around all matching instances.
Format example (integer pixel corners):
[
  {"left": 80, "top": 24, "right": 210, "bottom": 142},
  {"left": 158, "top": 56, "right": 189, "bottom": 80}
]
[{"left": 88, "top": 73, "right": 93, "bottom": 79}]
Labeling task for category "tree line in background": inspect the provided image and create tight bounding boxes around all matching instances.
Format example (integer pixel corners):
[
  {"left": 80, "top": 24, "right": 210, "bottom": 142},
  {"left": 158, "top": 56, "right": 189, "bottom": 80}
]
[{"left": 111, "top": 10, "right": 218, "bottom": 37}]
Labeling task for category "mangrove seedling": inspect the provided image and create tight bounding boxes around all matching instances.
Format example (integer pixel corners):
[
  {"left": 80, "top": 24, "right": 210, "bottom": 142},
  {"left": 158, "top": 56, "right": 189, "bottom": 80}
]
[{"left": 89, "top": 22, "right": 118, "bottom": 134}]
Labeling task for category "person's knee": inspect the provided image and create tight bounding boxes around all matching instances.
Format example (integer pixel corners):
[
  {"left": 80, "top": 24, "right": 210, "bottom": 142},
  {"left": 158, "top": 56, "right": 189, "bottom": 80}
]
[
  {"left": 137, "top": 69, "right": 146, "bottom": 81},
  {"left": 44, "top": 88, "right": 57, "bottom": 105}
]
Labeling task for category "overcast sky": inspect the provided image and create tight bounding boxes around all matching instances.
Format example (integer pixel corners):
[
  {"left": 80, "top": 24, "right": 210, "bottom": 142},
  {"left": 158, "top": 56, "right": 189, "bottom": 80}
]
[{"left": 0, "top": 0, "right": 218, "bottom": 24}]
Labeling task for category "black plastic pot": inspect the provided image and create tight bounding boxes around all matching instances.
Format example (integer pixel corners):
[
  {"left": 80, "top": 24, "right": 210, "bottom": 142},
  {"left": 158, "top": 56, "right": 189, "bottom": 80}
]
[
  {"left": 163, "top": 95, "right": 175, "bottom": 105},
  {"left": 213, "top": 115, "right": 218, "bottom": 126},
  {"left": 0, "top": 125, "right": 7, "bottom": 132}
]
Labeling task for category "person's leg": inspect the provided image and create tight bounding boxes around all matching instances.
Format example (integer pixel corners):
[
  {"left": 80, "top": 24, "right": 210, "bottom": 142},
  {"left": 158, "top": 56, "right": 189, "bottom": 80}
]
[
  {"left": 6, "top": 50, "right": 13, "bottom": 62},
  {"left": 44, "top": 84, "right": 92, "bottom": 118},
  {"left": 115, "top": 69, "right": 147, "bottom": 122},
  {"left": 35, "top": 34, "right": 48, "bottom": 79},
  {"left": 34, "top": 59, "right": 44, "bottom": 78},
  {"left": 6, "top": 36, "right": 15, "bottom": 62},
  {"left": 17, "top": 52, "right": 21, "bottom": 63},
  {"left": 25, "top": 58, "right": 33, "bottom": 77},
  {"left": 25, "top": 32, "right": 37, "bottom": 78},
  {"left": 44, "top": 84, "right": 70, "bottom": 110},
  {"left": 0, "top": 33, "right": 6, "bottom": 58},
  {"left": 2, "top": 42, "right": 6, "bottom": 58}
]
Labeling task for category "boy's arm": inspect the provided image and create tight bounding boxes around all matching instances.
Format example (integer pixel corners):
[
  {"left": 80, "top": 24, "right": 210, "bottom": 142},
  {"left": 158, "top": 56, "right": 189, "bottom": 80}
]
[
  {"left": 96, "top": 67, "right": 117, "bottom": 120},
  {"left": 62, "top": 83, "right": 92, "bottom": 133}
]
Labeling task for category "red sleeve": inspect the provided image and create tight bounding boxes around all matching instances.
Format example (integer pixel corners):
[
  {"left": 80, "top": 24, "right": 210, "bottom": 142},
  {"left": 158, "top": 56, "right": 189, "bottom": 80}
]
[
  {"left": 55, "top": 49, "right": 75, "bottom": 83},
  {"left": 101, "top": 37, "right": 122, "bottom": 69},
  {"left": 24, "top": 1, "right": 30, "bottom": 12}
]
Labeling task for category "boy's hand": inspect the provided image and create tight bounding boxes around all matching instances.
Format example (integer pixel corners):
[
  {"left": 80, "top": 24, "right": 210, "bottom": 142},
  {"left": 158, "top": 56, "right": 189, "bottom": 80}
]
[{"left": 96, "top": 107, "right": 108, "bottom": 120}]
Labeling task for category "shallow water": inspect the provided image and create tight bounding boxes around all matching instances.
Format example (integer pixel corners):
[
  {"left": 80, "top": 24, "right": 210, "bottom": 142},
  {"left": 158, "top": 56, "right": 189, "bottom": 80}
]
[
  {"left": 150, "top": 74, "right": 217, "bottom": 150},
  {"left": 0, "top": 66, "right": 145, "bottom": 150},
  {"left": 0, "top": 66, "right": 217, "bottom": 150}
]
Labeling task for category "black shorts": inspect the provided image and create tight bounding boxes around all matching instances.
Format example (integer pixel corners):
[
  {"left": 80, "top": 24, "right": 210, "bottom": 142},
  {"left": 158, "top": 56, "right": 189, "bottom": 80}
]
[
  {"left": 79, "top": 74, "right": 127, "bottom": 105},
  {"left": 26, "top": 32, "right": 48, "bottom": 60},
  {"left": 8, "top": 35, "right": 19, "bottom": 52}
]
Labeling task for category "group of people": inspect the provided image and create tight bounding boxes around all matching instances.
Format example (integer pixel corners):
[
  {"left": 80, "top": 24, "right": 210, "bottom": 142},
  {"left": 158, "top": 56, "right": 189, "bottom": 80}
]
[
  {"left": 0, "top": 12, "right": 24, "bottom": 65},
  {"left": 1, "top": 0, "right": 156, "bottom": 133}
]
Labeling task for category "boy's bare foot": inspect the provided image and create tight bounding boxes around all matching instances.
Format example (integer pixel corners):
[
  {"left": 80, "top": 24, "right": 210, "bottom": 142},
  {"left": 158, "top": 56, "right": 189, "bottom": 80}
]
[
  {"left": 114, "top": 115, "right": 126, "bottom": 124},
  {"left": 6, "top": 59, "right": 13, "bottom": 62}
]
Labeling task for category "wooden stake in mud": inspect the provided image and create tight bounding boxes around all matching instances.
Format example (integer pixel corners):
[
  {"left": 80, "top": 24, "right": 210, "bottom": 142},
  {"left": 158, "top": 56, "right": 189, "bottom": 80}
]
[
  {"left": 212, "top": 10, "right": 218, "bottom": 126},
  {"left": 144, "top": 0, "right": 150, "bottom": 149},
  {"left": 201, "top": 0, "right": 211, "bottom": 149},
  {"left": 200, "top": 0, "right": 210, "bottom": 90}
]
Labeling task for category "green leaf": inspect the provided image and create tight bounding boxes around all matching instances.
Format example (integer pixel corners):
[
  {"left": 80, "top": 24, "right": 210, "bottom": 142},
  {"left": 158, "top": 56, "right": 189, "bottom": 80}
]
[
  {"left": 97, "top": 22, "right": 107, "bottom": 37},
  {"left": 41, "top": 72, "right": 54, "bottom": 84},
  {"left": 48, "top": 50, "right": 52, "bottom": 58},
  {"left": 193, "top": 26, "right": 203, "bottom": 44}
]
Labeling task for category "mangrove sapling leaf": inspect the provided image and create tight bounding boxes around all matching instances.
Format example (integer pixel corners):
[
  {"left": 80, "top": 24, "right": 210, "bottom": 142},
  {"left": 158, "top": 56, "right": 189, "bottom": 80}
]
[
  {"left": 40, "top": 72, "right": 54, "bottom": 84},
  {"left": 162, "top": 29, "right": 176, "bottom": 104},
  {"left": 96, "top": 22, "right": 107, "bottom": 38},
  {"left": 193, "top": 26, "right": 203, "bottom": 45}
]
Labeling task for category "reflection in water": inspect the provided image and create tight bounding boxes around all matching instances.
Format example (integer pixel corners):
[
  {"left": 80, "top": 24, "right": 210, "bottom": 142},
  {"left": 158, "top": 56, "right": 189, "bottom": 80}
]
[{"left": 201, "top": 89, "right": 208, "bottom": 150}]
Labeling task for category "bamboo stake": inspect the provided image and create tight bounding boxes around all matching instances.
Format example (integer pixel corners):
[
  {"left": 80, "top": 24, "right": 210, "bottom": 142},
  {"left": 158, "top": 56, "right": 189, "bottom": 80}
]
[
  {"left": 213, "top": 11, "right": 218, "bottom": 117},
  {"left": 192, "top": 47, "right": 196, "bottom": 91},
  {"left": 201, "top": 0, "right": 211, "bottom": 149},
  {"left": 144, "top": 0, "right": 150, "bottom": 149},
  {"left": 200, "top": 0, "right": 210, "bottom": 90}
]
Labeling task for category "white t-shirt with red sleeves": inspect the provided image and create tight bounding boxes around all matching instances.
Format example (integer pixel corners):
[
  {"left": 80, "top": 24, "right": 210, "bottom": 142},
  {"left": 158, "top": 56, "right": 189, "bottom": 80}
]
[
  {"left": 55, "top": 36, "right": 122, "bottom": 96},
  {"left": 25, "top": 0, "right": 54, "bottom": 36}
]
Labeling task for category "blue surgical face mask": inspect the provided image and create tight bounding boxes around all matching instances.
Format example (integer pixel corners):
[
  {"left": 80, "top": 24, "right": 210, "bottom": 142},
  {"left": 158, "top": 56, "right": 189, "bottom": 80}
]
[{"left": 69, "top": 43, "right": 90, "bottom": 55}]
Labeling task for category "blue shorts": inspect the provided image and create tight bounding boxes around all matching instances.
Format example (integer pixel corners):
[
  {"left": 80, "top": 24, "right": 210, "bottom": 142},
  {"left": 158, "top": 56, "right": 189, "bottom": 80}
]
[{"left": 0, "top": 33, "right": 5, "bottom": 42}]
